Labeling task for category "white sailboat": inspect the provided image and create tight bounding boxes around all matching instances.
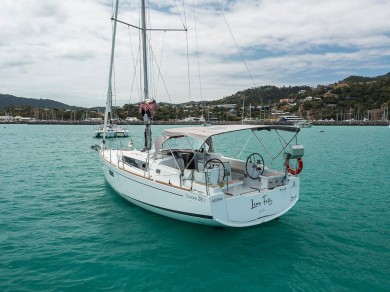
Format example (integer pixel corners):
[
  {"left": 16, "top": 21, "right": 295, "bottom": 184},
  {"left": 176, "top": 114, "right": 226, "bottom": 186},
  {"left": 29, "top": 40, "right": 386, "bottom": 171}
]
[
  {"left": 93, "top": 123, "right": 129, "bottom": 138},
  {"left": 92, "top": 0, "right": 305, "bottom": 227},
  {"left": 92, "top": 102, "right": 129, "bottom": 138}
]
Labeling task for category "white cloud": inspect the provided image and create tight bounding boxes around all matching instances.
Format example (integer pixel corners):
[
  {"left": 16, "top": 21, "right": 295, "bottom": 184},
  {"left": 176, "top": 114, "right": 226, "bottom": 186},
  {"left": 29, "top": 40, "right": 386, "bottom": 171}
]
[{"left": 0, "top": 0, "right": 389, "bottom": 107}]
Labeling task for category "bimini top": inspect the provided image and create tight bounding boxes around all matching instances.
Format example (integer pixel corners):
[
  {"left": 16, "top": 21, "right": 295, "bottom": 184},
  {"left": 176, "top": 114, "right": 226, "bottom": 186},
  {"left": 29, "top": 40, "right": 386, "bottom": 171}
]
[
  {"left": 163, "top": 124, "right": 299, "bottom": 140},
  {"left": 152, "top": 124, "right": 300, "bottom": 157}
]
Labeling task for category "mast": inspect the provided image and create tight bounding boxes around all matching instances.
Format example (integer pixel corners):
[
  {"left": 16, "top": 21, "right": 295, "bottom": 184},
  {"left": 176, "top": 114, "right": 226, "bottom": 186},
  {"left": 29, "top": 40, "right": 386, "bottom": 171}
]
[
  {"left": 140, "top": 0, "right": 152, "bottom": 150},
  {"left": 103, "top": 0, "right": 120, "bottom": 142},
  {"left": 141, "top": 0, "right": 149, "bottom": 100}
]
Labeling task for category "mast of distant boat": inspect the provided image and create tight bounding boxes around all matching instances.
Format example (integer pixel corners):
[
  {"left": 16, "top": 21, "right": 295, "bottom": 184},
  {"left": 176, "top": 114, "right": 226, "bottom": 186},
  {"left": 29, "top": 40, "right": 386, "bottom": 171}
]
[
  {"left": 103, "top": 0, "right": 119, "bottom": 143},
  {"left": 241, "top": 99, "right": 244, "bottom": 124}
]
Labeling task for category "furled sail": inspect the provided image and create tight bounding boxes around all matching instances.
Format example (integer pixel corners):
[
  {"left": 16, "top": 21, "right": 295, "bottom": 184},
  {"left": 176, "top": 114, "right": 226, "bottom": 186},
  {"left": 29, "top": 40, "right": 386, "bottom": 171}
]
[{"left": 139, "top": 98, "right": 157, "bottom": 120}]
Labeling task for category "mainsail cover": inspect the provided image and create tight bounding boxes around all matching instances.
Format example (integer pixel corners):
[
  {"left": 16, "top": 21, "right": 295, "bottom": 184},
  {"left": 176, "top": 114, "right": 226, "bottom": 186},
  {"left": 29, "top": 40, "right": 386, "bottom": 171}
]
[{"left": 139, "top": 99, "right": 157, "bottom": 119}]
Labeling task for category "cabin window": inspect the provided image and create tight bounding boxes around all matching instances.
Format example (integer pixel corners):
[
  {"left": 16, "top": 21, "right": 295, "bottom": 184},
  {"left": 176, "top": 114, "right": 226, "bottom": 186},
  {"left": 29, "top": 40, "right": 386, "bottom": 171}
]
[
  {"left": 109, "top": 170, "right": 114, "bottom": 177},
  {"left": 123, "top": 155, "right": 148, "bottom": 171}
]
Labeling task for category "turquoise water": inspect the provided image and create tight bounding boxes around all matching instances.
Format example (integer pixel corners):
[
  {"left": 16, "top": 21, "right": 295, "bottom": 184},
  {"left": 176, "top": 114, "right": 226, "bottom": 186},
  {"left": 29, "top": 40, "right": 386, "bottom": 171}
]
[{"left": 1, "top": 124, "right": 389, "bottom": 291}]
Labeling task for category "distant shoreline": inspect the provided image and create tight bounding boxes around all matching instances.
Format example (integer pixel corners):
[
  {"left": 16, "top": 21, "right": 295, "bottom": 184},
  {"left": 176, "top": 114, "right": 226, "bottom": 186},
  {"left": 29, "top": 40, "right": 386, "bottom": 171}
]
[{"left": 1, "top": 120, "right": 388, "bottom": 126}]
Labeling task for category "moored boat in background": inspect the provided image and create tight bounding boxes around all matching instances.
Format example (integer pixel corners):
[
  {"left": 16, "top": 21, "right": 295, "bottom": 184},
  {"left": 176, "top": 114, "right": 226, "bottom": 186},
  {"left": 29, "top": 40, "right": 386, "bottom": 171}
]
[
  {"left": 93, "top": 123, "right": 129, "bottom": 138},
  {"left": 294, "top": 120, "right": 313, "bottom": 128}
]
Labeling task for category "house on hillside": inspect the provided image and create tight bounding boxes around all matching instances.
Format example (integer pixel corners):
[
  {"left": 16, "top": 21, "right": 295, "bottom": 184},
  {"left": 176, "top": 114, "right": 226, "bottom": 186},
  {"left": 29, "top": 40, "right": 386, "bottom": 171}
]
[{"left": 279, "top": 98, "right": 294, "bottom": 104}]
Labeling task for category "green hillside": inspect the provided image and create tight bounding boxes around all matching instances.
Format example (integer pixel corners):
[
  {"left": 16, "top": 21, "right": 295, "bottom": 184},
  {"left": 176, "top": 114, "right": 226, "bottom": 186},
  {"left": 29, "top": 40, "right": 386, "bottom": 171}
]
[
  {"left": 0, "top": 94, "right": 79, "bottom": 110},
  {"left": 1, "top": 71, "right": 389, "bottom": 121}
]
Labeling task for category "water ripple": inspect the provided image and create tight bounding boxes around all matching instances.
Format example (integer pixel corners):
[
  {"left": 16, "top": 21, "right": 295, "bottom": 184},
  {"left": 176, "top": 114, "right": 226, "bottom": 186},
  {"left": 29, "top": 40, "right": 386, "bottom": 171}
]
[{"left": 0, "top": 125, "right": 389, "bottom": 290}]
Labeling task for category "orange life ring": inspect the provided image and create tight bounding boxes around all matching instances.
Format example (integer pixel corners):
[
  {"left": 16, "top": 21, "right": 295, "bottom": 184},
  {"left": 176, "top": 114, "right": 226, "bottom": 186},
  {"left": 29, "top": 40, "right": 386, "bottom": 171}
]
[{"left": 285, "top": 157, "right": 303, "bottom": 175}]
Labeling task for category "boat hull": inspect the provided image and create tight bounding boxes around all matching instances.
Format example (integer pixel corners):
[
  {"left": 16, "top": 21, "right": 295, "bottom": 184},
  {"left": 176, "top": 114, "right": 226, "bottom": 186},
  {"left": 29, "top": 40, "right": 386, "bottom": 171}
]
[
  {"left": 102, "top": 160, "right": 217, "bottom": 225},
  {"left": 101, "top": 154, "right": 300, "bottom": 227},
  {"left": 93, "top": 131, "right": 129, "bottom": 138}
]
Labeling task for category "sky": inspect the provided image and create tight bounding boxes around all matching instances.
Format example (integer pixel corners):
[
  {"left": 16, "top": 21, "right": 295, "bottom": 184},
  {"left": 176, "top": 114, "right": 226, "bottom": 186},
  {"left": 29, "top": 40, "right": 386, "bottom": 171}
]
[{"left": 1, "top": 0, "right": 390, "bottom": 108}]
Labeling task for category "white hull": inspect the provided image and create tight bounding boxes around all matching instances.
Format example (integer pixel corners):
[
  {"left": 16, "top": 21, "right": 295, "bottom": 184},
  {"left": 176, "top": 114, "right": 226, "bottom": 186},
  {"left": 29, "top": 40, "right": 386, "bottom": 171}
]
[
  {"left": 96, "top": 2, "right": 304, "bottom": 228},
  {"left": 93, "top": 124, "right": 129, "bottom": 138},
  {"left": 294, "top": 121, "right": 313, "bottom": 128},
  {"left": 100, "top": 148, "right": 300, "bottom": 227}
]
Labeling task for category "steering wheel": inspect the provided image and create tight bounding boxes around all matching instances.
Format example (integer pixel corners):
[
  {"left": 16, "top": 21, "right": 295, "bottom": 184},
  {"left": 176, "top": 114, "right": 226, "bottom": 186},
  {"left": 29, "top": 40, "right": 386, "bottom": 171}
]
[
  {"left": 204, "top": 158, "right": 226, "bottom": 181},
  {"left": 246, "top": 153, "right": 265, "bottom": 179}
]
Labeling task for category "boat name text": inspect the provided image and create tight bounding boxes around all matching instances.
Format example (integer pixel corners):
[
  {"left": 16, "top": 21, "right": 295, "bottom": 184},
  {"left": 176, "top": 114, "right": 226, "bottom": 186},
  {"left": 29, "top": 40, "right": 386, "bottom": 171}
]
[{"left": 251, "top": 195, "right": 272, "bottom": 209}]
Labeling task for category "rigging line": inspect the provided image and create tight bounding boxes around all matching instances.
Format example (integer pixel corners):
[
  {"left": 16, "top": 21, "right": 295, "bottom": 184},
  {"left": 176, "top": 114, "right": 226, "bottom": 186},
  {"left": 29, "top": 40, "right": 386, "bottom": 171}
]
[
  {"left": 182, "top": 0, "right": 192, "bottom": 102},
  {"left": 215, "top": 0, "right": 257, "bottom": 89},
  {"left": 154, "top": 30, "right": 166, "bottom": 99},
  {"left": 238, "top": 133, "right": 252, "bottom": 158},
  {"left": 127, "top": 26, "right": 141, "bottom": 106},
  {"left": 111, "top": 0, "right": 114, "bottom": 16},
  {"left": 109, "top": 0, "right": 117, "bottom": 118},
  {"left": 192, "top": 0, "right": 203, "bottom": 102},
  {"left": 173, "top": 0, "right": 188, "bottom": 30},
  {"left": 252, "top": 131, "right": 274, "bottom": 161},
  {"left": 146, "top": 36, "right": 173, "bottom": 103},
  {"left": 113, "top": 64, "right": 117, "bottom": 114},
  {"left": 273, "top": 130, "right": 299, "bottom": 163},
  {"left": 110, "top": 17, "right": 117, "bottom": 117}
]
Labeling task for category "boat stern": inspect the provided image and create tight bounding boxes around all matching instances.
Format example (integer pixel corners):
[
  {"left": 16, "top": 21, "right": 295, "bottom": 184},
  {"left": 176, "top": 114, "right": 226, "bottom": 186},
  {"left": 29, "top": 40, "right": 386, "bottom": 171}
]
[{"left": 210, "top": 176, "right": 300, "bottom": 227}]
